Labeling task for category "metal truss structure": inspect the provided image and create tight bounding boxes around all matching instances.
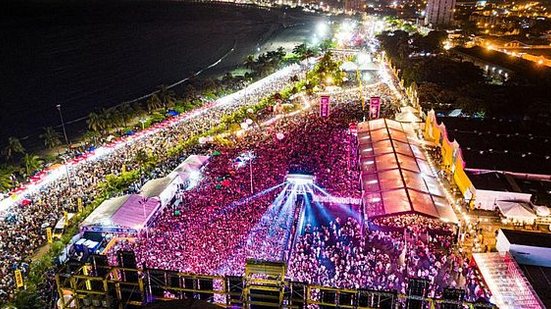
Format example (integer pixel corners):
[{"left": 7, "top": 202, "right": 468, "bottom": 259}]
[{"left": 56, "top": 259, "right": 497, "bottom": 309}]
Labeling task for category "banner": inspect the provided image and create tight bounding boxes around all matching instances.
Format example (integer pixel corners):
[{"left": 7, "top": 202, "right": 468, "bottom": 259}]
[
  {"left": 320, "top": 95, "right": 330, "bottom": 117},
  {"left": 46, "top": 227, "right": 53, "bottom": 244},
  {"left": 64, "top": 211, "right": 69, "bottom": 226},
  {"left": 369, "top": 96, "right": 381, "bottom": 119},
  {"left": 15, "top": 270, "right": 24, "bottom": 288},
  {"left": 77, "top": 197, "right": 83, "bottom": 213},
  {"left": 312, "top": 194, "right": 361, "bottom": 205}
]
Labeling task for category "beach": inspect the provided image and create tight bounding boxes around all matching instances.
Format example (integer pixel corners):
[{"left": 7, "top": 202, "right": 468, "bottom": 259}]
[{"left": 0, "top": 0, "right": 321, "bottom": 148}]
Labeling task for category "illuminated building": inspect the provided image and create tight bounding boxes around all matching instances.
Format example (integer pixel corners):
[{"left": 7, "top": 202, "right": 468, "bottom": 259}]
[{"left": 424, "top": 0, "right": 456, "bottom": 26}]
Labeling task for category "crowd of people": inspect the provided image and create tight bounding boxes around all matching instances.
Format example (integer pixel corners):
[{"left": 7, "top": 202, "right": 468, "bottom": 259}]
[
  {"left": 105, "top": 92, "right": 365, "bottom": 277},
  {"left": 0, "top": 52, "right": 488, "bottom": 307},
  {"left": 0, "top": 63, "right": 306, "bottom": 303},
  {"left": 288, "top": 210, "right": 486, "bottom": 302}
]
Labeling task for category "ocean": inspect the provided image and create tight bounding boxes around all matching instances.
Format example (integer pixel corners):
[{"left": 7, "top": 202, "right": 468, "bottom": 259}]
[{"left": 0, "top": 0, "right": 319, "bottom": 149}]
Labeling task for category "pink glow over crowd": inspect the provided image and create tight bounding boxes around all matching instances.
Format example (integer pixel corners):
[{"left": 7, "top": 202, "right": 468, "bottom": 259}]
[{"left": 106, "top": 87, "right": 488, "bottom": 302}]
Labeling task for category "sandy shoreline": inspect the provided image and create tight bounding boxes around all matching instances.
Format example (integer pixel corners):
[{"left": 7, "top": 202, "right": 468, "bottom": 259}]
[{"left": 0, "top": 1, "right": 320, "bottom": 149}]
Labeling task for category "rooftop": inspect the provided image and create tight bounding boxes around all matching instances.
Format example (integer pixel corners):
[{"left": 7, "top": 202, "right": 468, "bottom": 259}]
[
  {"left": 518, "top": 264, "right": 551, "bottom": 309},
  {"left": 358, "top": 119, "right": 458, "bottom": 223},
  {"left": 438, "top": 116, "right": 551, "bottom": 175},
  {"left": 452, "top": 46, "right": 551, "bottom": 82},
  {"left": 501, "top": 229, "right": 551, "bottom": 249},
  {"left": 467, "top": 171, "right": 517, "bottom": 192}
]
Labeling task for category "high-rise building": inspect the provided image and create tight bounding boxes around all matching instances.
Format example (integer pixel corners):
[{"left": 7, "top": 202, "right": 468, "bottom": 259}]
[
  {"left": 424, "top": 0, "right": 456, "bottom": 26},
  {"left": 344, "top": 0, "right": 364, "bottom": 13}
]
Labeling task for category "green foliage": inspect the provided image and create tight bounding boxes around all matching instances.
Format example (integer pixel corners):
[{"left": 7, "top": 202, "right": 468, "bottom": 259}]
[
  {"left": 0, "top": 168, "right": 13, "bottom": 192},
  {"left": 21, "top": 154, "right": 43, "bottom": 177},
  {"left": 306, "top": 51, "right": 345, "bottom": 87},
  {"left": 8, "top": 46, "right": 316, "bottom": 307},
  {"left": 12, "top": 287, "right": 45, "bottom": 309},
  {"left": 2, "top": 137, "right": 25, "bottom": 162},
  {"left": 39, "top": 127, "right": 62, "bottom": 149}
]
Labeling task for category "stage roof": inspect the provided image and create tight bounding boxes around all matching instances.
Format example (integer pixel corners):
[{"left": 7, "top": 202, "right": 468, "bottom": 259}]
[
  {"left": 81, "top": 194, "right": 160, "bottom": 233},
  {"left": 358, "top": 119, "right": 458, "bottom": 223},
  {"left": 473, "top": 252, "right": 545, "bottom": 309},
  {"left": 168, "top": 155, "right": 209, "bottom": 181}
]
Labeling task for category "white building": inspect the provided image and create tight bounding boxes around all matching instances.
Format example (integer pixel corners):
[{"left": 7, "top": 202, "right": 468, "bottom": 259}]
[{"left": 424, "top": 0, "right": 456, "bottom": 26}]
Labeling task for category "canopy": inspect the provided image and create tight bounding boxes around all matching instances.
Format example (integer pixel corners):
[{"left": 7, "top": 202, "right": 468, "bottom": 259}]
[
  {"left": 534, "top": 205, "right": 550, "bottom": 217},
  {"left": 168, "top": 155, "right": 209, "bottom": 180},
  {"left": 497, "top": 201, "right": 537, "bottom": 222},
  {"left": 81, "top": 194, "right": 161, "bottom": 234},
  {"left": 141, "top": 176, "right": 174, "bottom": 199},
  {"left": 473, "top": 252, "right": 545, "bottom": 309},
  {"left": 358, "top": 119, "right": 458, "bottom": 223},
  {"left": 81, "top": 195, "right": 130, "bottom": 227}
]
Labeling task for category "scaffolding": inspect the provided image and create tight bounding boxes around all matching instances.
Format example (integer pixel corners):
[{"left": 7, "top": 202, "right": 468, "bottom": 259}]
[{"left": 56, "top": 260, "right": 498, "bottom": 309}]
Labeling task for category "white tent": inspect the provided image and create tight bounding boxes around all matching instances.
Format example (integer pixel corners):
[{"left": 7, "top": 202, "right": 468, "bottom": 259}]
[
  {"left": 340, "top": 61, "right": 358, "bottom": 71},
  {"left": 81, "top": 195, "right": 130, "bottom": 227},
  {"left": 534, "top": 205, "right": 551, "bottom": 217},
  {"left": 497, "top": 201, "right": 537, "bottom": 223}
]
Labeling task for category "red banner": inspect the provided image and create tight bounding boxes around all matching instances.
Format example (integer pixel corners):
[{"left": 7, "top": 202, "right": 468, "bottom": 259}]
[
  {"left": 369, "top": 96, "right": 381, "bottom": 119},
  {"left": 320, "top": 95, "right": 330, "bottom": 117}
]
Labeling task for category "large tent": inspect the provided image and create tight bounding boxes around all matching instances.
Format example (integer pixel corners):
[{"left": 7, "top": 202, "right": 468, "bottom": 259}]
[
  {"left": 81, "top": 155, "right": 209, "bottom": 234},
  {"left": 473, "top": 252, "right": 545, "bottom": 309},
  {"left": 497, "top": 201, "right": 537, "bottom": 223},
  {"left": 80, "top": 194, "right": 161, "bottom": 234},
  {"left": 142, "top": 155, "right": 209, "bottom": 206},
  {"left": 168, "top": 155, "right": 209, "bottom": 181},
  {"left": 358, "top": 119, "right": 458, "bottom": 223}
]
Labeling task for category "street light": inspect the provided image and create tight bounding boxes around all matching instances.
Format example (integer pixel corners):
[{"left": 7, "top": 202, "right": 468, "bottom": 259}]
[
  {"left": 241, "top": 151, "right": 256, "bottom": 194},
  {"left": 139, "top": 118, "right": 146, "bottom": 130},
  {"left": 60, "top": 155, "right": 72, "bottom": 188},
  {"left": 139, "top": 197, "right": 149, "bottom": 239},
  {"left": 56, "top": 104, "right": 70, "bottom": 149}
]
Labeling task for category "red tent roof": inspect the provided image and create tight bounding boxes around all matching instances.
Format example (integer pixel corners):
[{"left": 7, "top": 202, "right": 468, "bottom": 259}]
[{"left": 358, "top": 119, "right": 457, "bottom": 223}]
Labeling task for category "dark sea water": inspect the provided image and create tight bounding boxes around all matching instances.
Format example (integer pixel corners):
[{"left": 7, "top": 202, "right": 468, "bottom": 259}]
[{"left": 0, "top": 1, "right": 317, "bottom": 149}]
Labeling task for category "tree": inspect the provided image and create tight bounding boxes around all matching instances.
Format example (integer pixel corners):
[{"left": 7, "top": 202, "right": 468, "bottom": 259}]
[
  {"left": 183, "top": 84, "right": 197, "bottom": 102},
  {"left": 118, "top": 103, "right": 134, "bottom": 128},
  {"left": 2, "top": 137, "right": 25, "bottom": 162},
  {"left": 40, "top": 126, "right": 62, "bottom": 149},
  {"left": 0, "top": 168, "right": 13, "bottom": 191},
  {"left": 21, "top": 154, "right": 43, "bottom": 177},
  {"left": 244, "top": 54, "right": 257, "bottom": 71},
  {"left": 146, "top": 94, "right": 163, "bottom": 113},
  {"left": 293, "top": 43, "right": 308, "bottom": 58},
  {"left": 102, "top": 108, "right": 122, "bottom": 131},
  {"left": 158, "top": 85, "right": 176, "bottom": 108},
  {"left": 87, "top": 111, "right": 105, "bottom": 133},
  {"left": 82, "top": 130, "right": 100, "bottom": 145}
]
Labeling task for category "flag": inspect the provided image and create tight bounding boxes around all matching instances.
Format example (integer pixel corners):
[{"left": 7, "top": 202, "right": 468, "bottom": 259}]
[
  {"left": 46, "top": 227, "right": 53, "bottom": 244},
  {"left": 14, "top": 270, "right": 24, "bottom": 288}
]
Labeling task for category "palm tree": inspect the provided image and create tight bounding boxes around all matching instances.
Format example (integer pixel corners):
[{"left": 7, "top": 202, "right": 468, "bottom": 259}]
[
  {"left": 2, "top": 137, "right": 25, "bottom": 162},
  {"left": 40, "top": 127, "right": 62, "bottom": 149},
  {"left": 158, "top": 85, "right": 176, "bottom": 108},
  {"left": 293, "top": 43, "right": 308, "bottom": 57},
  {"left": 0, "top": 168, "right": 13, "bottom": 192},
  {"left": 146, "top": 94, "right": 163, "bottom": 113},
  {"left": 102, "top": 108, "right": 122, "bottom": 131},
  {"left": 244, "top": 54, "right": 256, "bottom": 71},
  {"left": 87, "top": 112, "right": 105, "bottom": 133},
  {"left": 118, "top": 103, "right": 134, "bottom": 128},
  {"left": 21, "top": 154, "right": 43, "bottom": 177},
  {"left": 82, "top": 130, "right": 100, "bottom": 145},
  {"left": 183, "top": 84, "right": 197, "bottom": 102}
]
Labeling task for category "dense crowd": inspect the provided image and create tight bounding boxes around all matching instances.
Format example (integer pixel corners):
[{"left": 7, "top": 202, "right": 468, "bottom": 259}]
[
  {"left": 106, "top": 93, "right": 364, "bottom": 276},
  {"left": 288, "top": 210, "right": 486, "bottom": 301},
  {"left": 0, "top": 54, "right": 485, "bottom": 307},
  {"left": 0, "top": 64, "right": 306, "bottom": 303}
]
